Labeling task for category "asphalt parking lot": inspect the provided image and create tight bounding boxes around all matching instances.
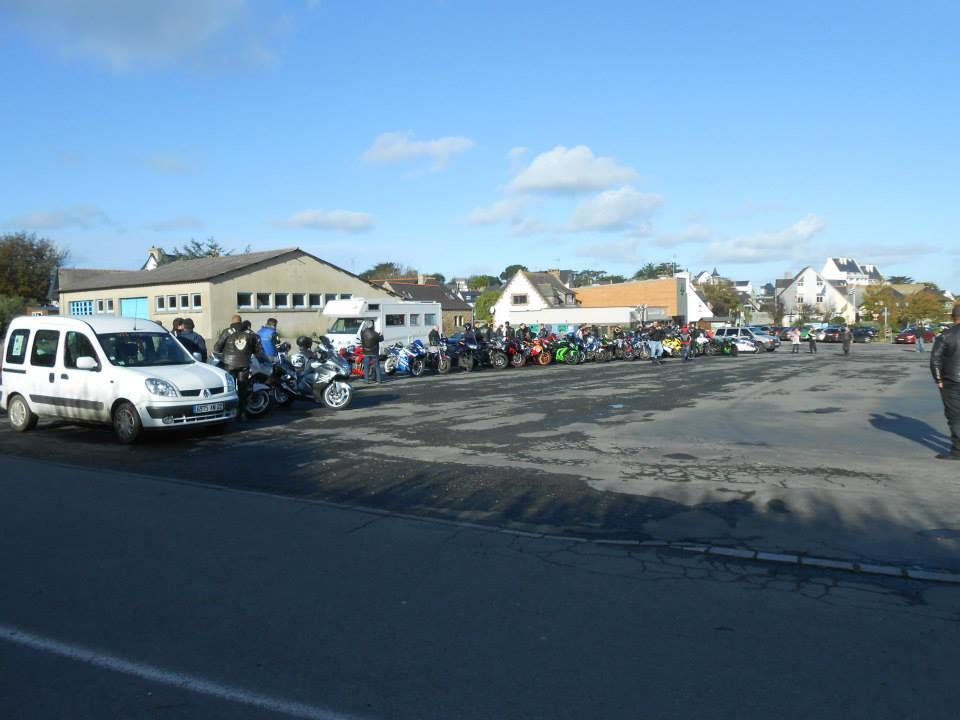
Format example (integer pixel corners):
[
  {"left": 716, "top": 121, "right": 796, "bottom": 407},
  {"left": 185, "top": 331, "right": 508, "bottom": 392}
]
[{"left": 2, "top": 342, "right": 958, "bottom": 570}]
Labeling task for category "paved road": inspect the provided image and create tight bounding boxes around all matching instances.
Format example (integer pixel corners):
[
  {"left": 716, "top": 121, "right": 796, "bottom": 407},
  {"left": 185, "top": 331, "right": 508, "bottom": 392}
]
[
  {"left": 2, "top": 454, "right": 959, "bottom": 720},
  {"left": 1, "top": 343, "right": 956, "bottom": 570}
]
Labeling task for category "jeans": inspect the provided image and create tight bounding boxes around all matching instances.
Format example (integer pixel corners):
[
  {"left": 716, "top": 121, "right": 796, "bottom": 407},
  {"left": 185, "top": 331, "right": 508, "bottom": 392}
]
[
  {"left": 792, "top": 343, "right": 800, "bottom": 354},
  {"left": 363, "top": 354, "right": 382, "bottom": 383},
  {"left": 917, "top": 336, "right": 925, "bottom": 352},
  {"left": 648, "top": 340, "right": 663, "bottom": 360},
  {"left": 682, "top": 344, "right": 692, "bottom": 361}
]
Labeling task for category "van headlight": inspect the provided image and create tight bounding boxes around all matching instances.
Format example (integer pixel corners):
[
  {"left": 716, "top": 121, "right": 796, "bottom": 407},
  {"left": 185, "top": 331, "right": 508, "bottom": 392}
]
[
  {"left": 224, "top": 372, "right": 237, "bottom": 393},
  {"left": 145, "top": 378, "right": 181, "bottom": 398}
]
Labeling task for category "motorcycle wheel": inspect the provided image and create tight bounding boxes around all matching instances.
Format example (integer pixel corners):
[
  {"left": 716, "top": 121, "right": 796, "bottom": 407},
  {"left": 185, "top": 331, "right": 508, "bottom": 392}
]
[
  {"left": 272, "top": 385, "right": 295, "bottom": 408},
  {"left": 623, "top": 349, "right": 636, "bottom": 361},
  {"left": 538, "top": 351, "right": 552, "bottom": 366},
  {"left": 510, "top": 352, "right": 525, "bottom": 368},
  {"left": 731, "top": 344, "right": 739, "bottom": 357},
  {"left": 245, "top": 389, "right": 271, "bottom": 418},
  {"left": 491, "top": 351, "right": 508, "bottom": 370},
  {"left": 436, "top": 356, "right": 452, "bottom": 374},
  {"left": 460, "top": 354, "right": 475, "bottom": 372},
  {"left": 321, "top": 382, "right": 353, "bottom": 410},
  {"left": 565, "top": 350, "right": 579, "bottom": 365},
  {"left": 383, "top": 356, "right": 397, "bottom": 375},
  {"left": 638, "top": 347, "right": 651, "bottom": 361},
  {"left": 409, "top": 357, "right": 425, "bottom": 377}
]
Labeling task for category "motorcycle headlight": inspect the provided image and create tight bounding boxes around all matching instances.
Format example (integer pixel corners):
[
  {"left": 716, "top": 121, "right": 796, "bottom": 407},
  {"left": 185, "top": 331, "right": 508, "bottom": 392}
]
[
  {"left": 224, "top": 372, "right": 237, "bottom": 393},
  {"left": 145, "top": 378, "right": 181, "bottom": 398}
]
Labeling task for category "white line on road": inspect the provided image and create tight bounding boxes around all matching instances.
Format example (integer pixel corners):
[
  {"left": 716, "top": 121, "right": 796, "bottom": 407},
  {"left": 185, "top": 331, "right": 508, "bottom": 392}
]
[{"left": 0, "top": 623, "right": 368, "bottom": 720}]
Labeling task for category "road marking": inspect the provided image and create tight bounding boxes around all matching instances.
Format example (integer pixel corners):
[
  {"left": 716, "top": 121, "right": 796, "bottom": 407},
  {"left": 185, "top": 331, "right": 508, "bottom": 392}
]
[{"left": 0, "top": 623, "right": 367, "bottom": 720}]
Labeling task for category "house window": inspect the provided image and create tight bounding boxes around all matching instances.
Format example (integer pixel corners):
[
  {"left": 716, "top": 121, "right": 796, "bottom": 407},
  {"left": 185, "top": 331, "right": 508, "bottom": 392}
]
[
  {"left": 96, "top": 299, "right": 105, "bottom": 313},
  {"left": 309, "top": 293, "right": 322, "bottom": 309},
  {"left": 69, "top": 300, "right": 94, "bottom": 316},
  {"left": 796, "top": 295, "right": 804, "bottom": 305},
  {"left": 340, "top": 293, "right": 352, "bottom": 300},
  {"left": 385, "top": 314, "right": 405, "bottom": 326},
  {"left": 512, "top": 294, "right": 528, "bottom": 305},
  {"left": 256, "top": 293, "right": 272, "bottom": 309},
  {"left": 410, "top": 314, "right": 421, "bottom": 326},
  {"left": 167, "top": 295, "right": 177, "bottom": 310},
  {"left": 425, "top": 313, "right": 437, "bottom": 326},
  {"left": 237, "top": 292, "right": 253, "bottom": 309},
  {"left": 106, "top": 299, "right": 114, "bottom": 312},
  {"left": 454, "top": 315, "right": 463, "bottom": 326},
  {"left": 179, "top": 294, "right": 189, "bottom": 309},
  {"left": 275, "top": 293, "right": 290, "bottom": 309},
  {"left": 368, "top": 303, "right": 380, "bottom": 311},
  {"left": 815, "top": 295, "right": 824, "bottom": 304},
  {"left": 325, "top": 293, "right": 338, "bottom": 305},
  {"left": 292, "top": 293, "right": 306, "bottom": 309},
  {"left": 191, "top": 294, "right": 202, "bottom": 310},
  {"left": 797, "top": 278, "right": 804, "bottom": 286},
  {"left": 156, "top": 296, "right": 165, "bottom": 311}
]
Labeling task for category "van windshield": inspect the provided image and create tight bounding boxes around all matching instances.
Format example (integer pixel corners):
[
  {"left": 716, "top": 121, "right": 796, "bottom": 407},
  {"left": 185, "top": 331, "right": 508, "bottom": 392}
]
[
  {"left": 98, "top": 332, "right": 193, "bottom": 367},
  {"left": 328, "top": 317, "right": 367, "bottom": 334}
]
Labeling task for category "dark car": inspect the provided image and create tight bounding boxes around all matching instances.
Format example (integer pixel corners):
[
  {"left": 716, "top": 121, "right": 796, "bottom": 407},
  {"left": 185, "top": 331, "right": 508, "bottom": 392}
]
[
  {"left": 822, "top": 325, "right": 845, "bottom": 342},
  {"left": 852, "top": 328, "right": 873, "bottom": 343},
  {"left": 895, "top": 327, "right": 936, "bottom": 344}
]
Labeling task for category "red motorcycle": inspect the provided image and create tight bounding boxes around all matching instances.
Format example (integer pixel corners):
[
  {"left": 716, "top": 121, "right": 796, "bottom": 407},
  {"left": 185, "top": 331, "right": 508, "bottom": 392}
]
[{"left": 339, "top": 344, "right": 369, "bottom": 379}]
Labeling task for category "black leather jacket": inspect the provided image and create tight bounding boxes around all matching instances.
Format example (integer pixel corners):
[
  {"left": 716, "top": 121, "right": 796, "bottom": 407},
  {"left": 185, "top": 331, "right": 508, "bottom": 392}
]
[
  {"left": 214, "top": 323, "right": 264, "bottom": 369},
  {"left": 361, "top": 326, "right": 383, "bottom": 355},
  {"left": 931, "top": 326, "right": 960, "bottom": 384}
]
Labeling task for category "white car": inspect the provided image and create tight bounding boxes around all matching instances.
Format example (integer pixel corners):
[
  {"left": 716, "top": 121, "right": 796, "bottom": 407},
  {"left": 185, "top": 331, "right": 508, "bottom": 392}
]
[
  {"left": 1, "top": 315, "right": 238, "bottom": 443},
  {"left": 713, "top": 326, "right": 774, "bottom": 351}
]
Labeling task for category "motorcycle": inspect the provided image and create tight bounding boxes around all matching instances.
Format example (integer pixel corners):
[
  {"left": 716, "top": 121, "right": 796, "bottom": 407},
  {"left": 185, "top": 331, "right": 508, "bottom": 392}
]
[
  {"left": 553, "top": 335, "right": 583, "bottom": 365},
  {"left": 211, "top": 353, "right": 272, "bottom": 419},
  {"left": 384, "top": 340, "right": 426, "bottom": 377},
  {"left": 283, "top": 339, "right": 354, "bottom": 409},
  {"left": 424, "top": 339, "right": 452, "bottom": 374},
  {"left": 338, "top": 344, "right": 371, "bottom": 379}
]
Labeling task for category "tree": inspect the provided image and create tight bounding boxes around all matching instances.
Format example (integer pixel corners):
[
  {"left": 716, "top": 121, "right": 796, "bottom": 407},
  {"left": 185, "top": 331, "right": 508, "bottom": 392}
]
[
  {"left": 904, "top": 288, "right": 947, "bottom": 325},
  {"left": 425, "top": 272, "right": 446, "bottom": 284},
  {"left": 605, "top": 274, "right": 627, "bottom": 284},
  {"left": 0, "top": 232, "right": 69, "bottom": 300},
  {"left": 467, "top": 274, "right": 499, "bottom": 291},
  {"left": 862, "top": 285, "right": 904, "bottom": 327},
  {"left": 700, "top": 281, "right": 742, "bottom": 317},
  {"left": 172, "top": 238, "right": 234, "bottom": 259},
  {"left": 500, "top": 264, "right": 528, "bottom": 282},
  {"left": 359, "top": 261, "right": 416, "bottom": 281},
  {"left": 886, "top": 275, "right": 913, "bottom": 285},
  {"left": 474, "top": 290, "right": 501, "bottom": 322},
  {"left": 633, "top": 262, "right": 675, "bottom": 280},
  {"left": 0, "top": 294, "right": 27, "bottom": 333},
  {"left": 797, "top": 303, "right": 819, "bottom": 323}
]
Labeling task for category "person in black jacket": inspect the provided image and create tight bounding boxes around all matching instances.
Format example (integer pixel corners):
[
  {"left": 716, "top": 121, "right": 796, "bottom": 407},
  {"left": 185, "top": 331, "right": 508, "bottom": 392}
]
[
  {"left": 213, "top": 316, "right": 266, "bottom": 420},
  {"left": 361, "top": 320, "right": 384, "bottom": 384},
  {"left": 930, "top": 306, "right": 960, "bottom": 459}
]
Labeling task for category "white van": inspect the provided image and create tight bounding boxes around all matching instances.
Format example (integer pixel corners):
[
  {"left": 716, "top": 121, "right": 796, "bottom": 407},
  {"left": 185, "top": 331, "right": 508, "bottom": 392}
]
[
  {"left": 1, "top": 315, "right": 238, "bottom": 443},
  {"left": 322, "top": 297, "right": 442, "bottom": 356}
]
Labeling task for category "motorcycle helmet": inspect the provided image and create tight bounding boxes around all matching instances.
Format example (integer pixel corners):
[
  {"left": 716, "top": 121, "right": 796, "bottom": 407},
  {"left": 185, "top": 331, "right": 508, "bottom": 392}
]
[
  {"left": 296, "top": 335, "right": 313, "bottom": 351},
  {"left": 291, "top": 353, "right": 307, "bottom": 370}
]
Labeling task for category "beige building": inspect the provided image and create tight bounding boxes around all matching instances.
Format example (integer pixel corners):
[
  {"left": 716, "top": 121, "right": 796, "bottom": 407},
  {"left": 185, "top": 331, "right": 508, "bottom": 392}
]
[{"left": 58, "top": 248, "right": 396, "bottom": 342}]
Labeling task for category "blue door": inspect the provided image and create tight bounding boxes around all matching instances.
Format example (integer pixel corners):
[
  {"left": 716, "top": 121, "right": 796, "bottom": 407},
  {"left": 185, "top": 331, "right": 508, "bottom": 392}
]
[{"left": 120, "top": 297, "right": 149, "bottom": 318}]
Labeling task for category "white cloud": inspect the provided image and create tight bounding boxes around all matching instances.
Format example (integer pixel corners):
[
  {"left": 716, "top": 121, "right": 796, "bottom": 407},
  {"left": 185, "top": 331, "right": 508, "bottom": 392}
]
[
  {"left": 511, "top": 218, "right": 548, "bottom": 236},
  {"left": 1, "top": 0, "right": 271, "bottom": 71},
  {"left": 575, "top": 238, "right": 641, "bottom": 264},
  {"left": 6, "top": 204, "right": 112, "bottom": 230},
  {"left": 509, "top": 145, "right": 637, "bottom": 194},
  {"left": 707, "top": 214, "right": 827, "bottom": 264},
  {"left": 507, "top": 146, "right": 528, "bottom": 159},
  {"left": 361, "top": 131, "right": 474, "bottom": 170},
  {"left": 656, "top": 223, "right": 712, "bottom": 246},
  {"left": 568, "top": 186, "right": 663, "bottom": 232},
  {"left": 150, "top": 215, "right": 205, "bottom": 232},
  {"left": 275, "top": 209, "right": 374, "bottom": 233},
  {"left": 467, "top": 198, "right": 526, "bottom": 225},
  {"left": 147, "top": 154, "right": 198, "bottom": 176}
]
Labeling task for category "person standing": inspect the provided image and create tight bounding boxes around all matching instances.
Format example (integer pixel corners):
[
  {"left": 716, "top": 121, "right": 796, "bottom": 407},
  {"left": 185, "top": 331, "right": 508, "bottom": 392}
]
[
  {"left": 841, "top": 326, "right": 853, "bottom": 356},
  {"left": 930, "top": 305, "right": 960, "bottom": 460},
  {"left": 257, "top": 318, "right": 280, "bottom": 362},
  {"left": 361, "top": 320, "right": 383, "bottom": 384},
  {"left": 214, "top": 317, "right": 265, "bottom": 421},
  {"left": 648, "top": 322, "right": 664, "bottom": 366},
  {"left": 680, "top": 325, "right": 692, "bottom": 361},
  {"left": 807, "top": 328, "right": 818, "bottom": 354},
  {"left": 179, "top": 318, "right": 208, "bottom": 362},
  {"left": 916, "top": 323, "right": 927, "bottom": 353},
  {"left": 789, "top": 327, "right": 801, "bottom": 354}
]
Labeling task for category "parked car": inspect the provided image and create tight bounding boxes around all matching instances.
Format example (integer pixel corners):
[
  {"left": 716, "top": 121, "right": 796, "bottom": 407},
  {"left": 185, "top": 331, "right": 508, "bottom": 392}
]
[
  {"left": 895, "top": 326, "right": 936, "bottom": 344},
  {"left": 780, "top": 326, "right": 817, "bottom": 341},
  {"left": 852, "top": 328, "right": 874, "bottom": 343},
  {"left": 821, "top": 325, "right": 846, "bottom": 342},
  {"left": 1, "top": 315, "right": 238, "bottom": 443},
  {"left": 715, "top": 326, "right": 778, "bottom": 351}
]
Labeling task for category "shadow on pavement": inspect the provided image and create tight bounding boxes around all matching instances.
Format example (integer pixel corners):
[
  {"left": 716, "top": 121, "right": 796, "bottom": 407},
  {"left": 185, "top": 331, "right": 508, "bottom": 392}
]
[{"left": 868, "top": 412, "right": 951, "bottom": 455}]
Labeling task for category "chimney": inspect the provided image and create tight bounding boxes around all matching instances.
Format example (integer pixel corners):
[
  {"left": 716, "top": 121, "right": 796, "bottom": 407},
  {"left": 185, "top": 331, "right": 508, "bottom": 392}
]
[{"left": 547, "top": 268, "right": 561, "bottom": 279}]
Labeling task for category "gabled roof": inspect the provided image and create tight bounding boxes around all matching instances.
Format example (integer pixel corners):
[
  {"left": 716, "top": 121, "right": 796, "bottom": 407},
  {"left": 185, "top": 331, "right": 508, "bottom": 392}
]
[
  {"left": 829, "top": 257, "right": 864, "bottom": 274},
  {"left": 521, "top": 271, "right": 577, "bottom": 307},
  {"left": 59, "top": 247, "right": 388, "bottom": 294},
  {"left": 861, "top": 264, "right": 883, "bottom": 280},
  {"left": 379, "top": 281, "right": 472, "bottom": 311}
]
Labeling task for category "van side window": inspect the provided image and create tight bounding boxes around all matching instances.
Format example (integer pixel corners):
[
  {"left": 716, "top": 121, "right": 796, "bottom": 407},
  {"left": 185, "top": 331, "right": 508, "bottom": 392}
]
[
  {"left": 65, "top": 332, "right": 98, "bottom": 369},
  {"left": 30, "top": 330, "right": 60, "bottom": 368},
  {"left": 5, "top": 329, "right": 30, "bottom": 364}
]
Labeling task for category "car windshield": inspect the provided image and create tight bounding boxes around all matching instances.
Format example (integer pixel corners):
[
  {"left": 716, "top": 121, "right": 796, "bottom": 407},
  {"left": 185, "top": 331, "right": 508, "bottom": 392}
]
[
  {"left": 98, "top": 332, "right": 193, "bottom": 367},
  {"left": 328, "top": 317, "right": 366, "bottom": 334}
]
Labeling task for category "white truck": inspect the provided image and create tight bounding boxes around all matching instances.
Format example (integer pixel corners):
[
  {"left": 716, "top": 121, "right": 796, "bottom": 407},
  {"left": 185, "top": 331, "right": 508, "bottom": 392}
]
[{"left": 321, "top": 297, "right": 442, "bottom": 357}]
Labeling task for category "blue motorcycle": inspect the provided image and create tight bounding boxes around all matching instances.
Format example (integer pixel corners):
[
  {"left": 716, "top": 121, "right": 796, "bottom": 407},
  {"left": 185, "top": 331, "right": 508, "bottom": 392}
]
[{"left": 383, "top": 340, "right": 426, "bottom": 377}]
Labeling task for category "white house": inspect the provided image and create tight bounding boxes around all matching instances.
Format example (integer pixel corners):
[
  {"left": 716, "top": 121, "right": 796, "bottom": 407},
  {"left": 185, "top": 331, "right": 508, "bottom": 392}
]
[
  {"left": 777, "top": 266, "right": 858, "bottom": 323},
  {"left": 821, "top": 257, "right": 883, "bottom": 287}
]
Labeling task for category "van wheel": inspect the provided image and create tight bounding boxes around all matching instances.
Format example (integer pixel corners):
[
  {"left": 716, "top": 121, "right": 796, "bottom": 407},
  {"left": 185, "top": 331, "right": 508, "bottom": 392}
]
[
  {"left": 112, "top": 401, "right": 143, "bottom": 444},
  {"left": 8, "top": 395, "right": 38, "bottom": 432}
]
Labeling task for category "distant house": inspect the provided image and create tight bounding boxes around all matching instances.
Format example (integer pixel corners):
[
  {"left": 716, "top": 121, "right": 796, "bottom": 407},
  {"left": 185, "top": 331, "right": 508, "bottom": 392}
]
[
  {"left": 379, "top": 276, "right": 474, "bottom": 335},
  {"left": 776, "top": 267, "right": 857, "bottom": 323},
  {"left": 821, "top": 257, "right": 883, "bottom": 287},
  {"left": 59, "top": 247, "right": 395, "bottom": 342},
  {"left": 140, "top": 246, "right": 184, "bottom": 270}
]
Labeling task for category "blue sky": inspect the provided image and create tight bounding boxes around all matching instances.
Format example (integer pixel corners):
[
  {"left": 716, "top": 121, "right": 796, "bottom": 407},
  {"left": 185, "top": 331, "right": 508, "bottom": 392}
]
[{"left": 1, "top": 0, "right": 958, "bottom": 290}]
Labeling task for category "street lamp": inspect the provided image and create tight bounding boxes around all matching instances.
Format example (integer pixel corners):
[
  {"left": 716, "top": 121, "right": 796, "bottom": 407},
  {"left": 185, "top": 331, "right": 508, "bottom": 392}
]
[
  {"left": 847, "top": 288, "right": 856, "bottom": 324},
  {"left": 637, "top": 304, "right": 648, "bottom": 326}
]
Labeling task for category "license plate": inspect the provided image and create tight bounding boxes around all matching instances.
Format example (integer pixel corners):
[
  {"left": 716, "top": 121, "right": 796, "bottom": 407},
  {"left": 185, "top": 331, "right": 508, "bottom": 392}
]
[{"left": 193, "top": 402, "right": 224, "bottom": 414}]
